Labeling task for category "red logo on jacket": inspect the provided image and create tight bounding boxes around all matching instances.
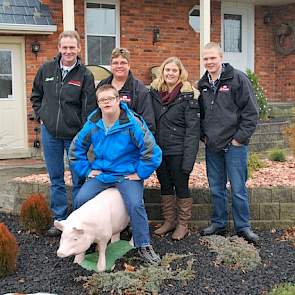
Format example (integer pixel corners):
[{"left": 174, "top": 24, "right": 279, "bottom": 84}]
[
  {"left": 219, "top": 85, "right": 229, "bottom": 92},
  {"left": 68, "top": 80, "right": 81, "bottom": 87}
]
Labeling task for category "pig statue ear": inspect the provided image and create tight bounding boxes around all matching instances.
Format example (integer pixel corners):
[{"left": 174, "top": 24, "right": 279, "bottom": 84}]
[
  {"left": 54, "top": 220, "right": 66, "bottom": 231},
  {"left": 73, "top": 227, "right": 84, "bottom": 235}
]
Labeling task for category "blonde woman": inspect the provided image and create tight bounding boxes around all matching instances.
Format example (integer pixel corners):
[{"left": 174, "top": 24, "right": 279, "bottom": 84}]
[{"left": 150, "top": 57, "right": 200, "bottom": 240}]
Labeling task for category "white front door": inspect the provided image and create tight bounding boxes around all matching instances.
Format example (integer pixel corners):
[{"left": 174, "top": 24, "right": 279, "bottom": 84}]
[
  {"left": 221, "top": 2, "right": 254, "bottom": 72},
  {"left": 0, "top": 37, "right": 29, "bottom": 159}
]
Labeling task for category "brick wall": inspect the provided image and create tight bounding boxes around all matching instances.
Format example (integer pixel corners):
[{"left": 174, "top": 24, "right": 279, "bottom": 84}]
[
  {"left": 255, "top": 4, "right": 295, "bottom": 102},
  {"left": 120, "top": 0, "right": 220, "bottom": 84},
  {"left": 23, "top": 0, "right": 295, "bottom": 149}
]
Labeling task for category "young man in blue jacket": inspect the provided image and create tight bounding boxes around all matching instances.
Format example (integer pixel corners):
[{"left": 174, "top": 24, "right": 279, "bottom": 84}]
[
  {"left": 69, "top": 84, "right": 162, "bottom": 265},
  {"left": 198, "top": 42, "right": 259, "bottom": 245}
]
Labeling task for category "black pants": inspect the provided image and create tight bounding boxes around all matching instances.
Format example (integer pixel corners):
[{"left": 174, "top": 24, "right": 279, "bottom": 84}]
[{"left": 156, "top": 155, "right": 190, "bottom": 198}]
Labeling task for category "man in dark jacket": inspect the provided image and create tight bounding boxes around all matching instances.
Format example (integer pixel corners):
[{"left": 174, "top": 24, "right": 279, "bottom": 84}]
[
  {"left": 97, "top": 48, "right": 156, "bottom": 134},
  {"left": 198, "top": 42, "right": 259, "bottom": 244},
  {"left": 30, "top": 31, "right": 96, "bottom": 236}
]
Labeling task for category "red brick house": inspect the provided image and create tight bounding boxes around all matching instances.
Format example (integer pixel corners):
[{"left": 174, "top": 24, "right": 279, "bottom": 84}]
[{"left": 0, "top": 0, "right": 294, "bottom": 159}]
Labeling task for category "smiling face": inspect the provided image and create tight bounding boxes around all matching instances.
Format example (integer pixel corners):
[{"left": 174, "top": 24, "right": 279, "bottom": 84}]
[
  {"left": 163, "top": 62, "right": 180, "bottom": 89},
  {"left": 58, "top": 36, "right": 80, "bottom": 67},
  {"left": 202, "top": 47, "right": 223, "bottom": 79},
  {"left": 111, "top": 56, "right": 130, "bottom": 81}
]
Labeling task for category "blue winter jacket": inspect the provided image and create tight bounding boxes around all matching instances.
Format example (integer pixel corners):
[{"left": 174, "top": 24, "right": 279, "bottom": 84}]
[{"left": 69, "top": 102, "right": 162, "bottom": 183}]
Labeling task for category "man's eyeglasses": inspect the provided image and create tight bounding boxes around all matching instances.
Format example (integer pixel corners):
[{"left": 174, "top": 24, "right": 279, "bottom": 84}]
[{"left": 97, "top": 96, "right": 118, "bottom": 104}]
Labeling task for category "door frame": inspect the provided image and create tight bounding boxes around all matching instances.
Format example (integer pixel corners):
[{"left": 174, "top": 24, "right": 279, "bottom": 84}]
[
  {"left": 221, "top": 1, "right": 255, "bottom": 72},
  {"left": 0, "top": 36, "right": 29, "bottom": 159}
]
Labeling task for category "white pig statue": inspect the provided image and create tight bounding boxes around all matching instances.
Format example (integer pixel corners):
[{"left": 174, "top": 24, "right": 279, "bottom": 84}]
[{"left": 54, "top": 187, "right": 130, "bottom": 272}]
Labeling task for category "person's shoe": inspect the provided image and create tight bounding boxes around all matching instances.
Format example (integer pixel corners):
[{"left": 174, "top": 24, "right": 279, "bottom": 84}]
[
  {"left": 237, "top": 228, "right": 259, "bottom": 245},
  {"left": 138, "top": 245, "right": 161, "bottom": 266},
  {"left": 200, "top": 224, "right": 226, "bottom": 236},
  {"left": 47, "top": 225, "right": 61, "bottom": 237}
]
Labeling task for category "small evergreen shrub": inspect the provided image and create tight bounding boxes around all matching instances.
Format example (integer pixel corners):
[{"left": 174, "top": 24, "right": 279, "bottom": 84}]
[
  {"left": 20, "top": 194, "right": 52, "bottom": 234},
  {"left": 268, "top": 148, "right": 287, "bottom": 162},
  {"left": 246, "top": 69, "right": 269, "bottom": 120},
  {"left": 268, "top": 283, "right": 295, "bottom": 295},
  {"left": 200, "top": 235, "right": 261, "bottom": 272},
  {"left": 248, "top": 153, "right": 265, "bottom": 178},
  {"left": 0, "top": 223, "right": 18, "bottom": 278}
]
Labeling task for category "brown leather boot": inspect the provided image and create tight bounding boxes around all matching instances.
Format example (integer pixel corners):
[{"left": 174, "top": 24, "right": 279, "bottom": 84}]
[
  {"left": 154, "top": 195, "right": 176, "bottom": 236},
  {"left": 172, "top": 198, "right": 193, "bottom": 240}
]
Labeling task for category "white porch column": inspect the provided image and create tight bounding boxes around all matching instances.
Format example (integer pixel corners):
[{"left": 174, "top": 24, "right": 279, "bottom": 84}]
[
  {"left": 200, "top": 0, "right": 211, "bottom": 76},
  {"left": 62, "top": 0, "right": 75, "bottom": 31}
]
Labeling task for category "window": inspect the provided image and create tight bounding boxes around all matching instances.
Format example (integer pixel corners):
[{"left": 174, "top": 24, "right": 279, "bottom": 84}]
[
  {"left": 224, "top": 14, "right": 242, "bottom": 52},
  {"left": 86, "top": 2, "right": 119, "bottom": 66},
  {"left": 189, "top": 6, "right": 200, "bottom": 32},
  {"left": 0, "top": 50, "right": 13, "bottom": 99}
]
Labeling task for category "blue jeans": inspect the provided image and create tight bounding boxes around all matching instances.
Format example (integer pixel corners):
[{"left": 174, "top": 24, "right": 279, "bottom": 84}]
[
  {"left": 205, "top": 144, "right": 250, "bottom": 231},
  {"left": 75, "top": 178, "right": 150, "bottom": 248},
  {"left": 41, "top": 124, "right": 84, "bottom": 220}
]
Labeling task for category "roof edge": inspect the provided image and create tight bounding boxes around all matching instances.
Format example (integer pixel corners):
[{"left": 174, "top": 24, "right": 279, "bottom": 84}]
[{"left": 0, "top": 23, "right": 57, "bottom": 34}]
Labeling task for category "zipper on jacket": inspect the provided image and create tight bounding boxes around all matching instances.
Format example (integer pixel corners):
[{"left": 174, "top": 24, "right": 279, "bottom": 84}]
[{"left": 55, "top": 71, "right": 63, "bottom": 137}]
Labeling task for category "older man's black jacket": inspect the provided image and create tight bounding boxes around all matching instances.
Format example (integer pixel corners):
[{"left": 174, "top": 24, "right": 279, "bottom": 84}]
[
  {"left": 198, "top": 63, "right": 258, "bottom": 152},
  {"left": 31, "top": 54, "right": 96, "bottom": 139}
]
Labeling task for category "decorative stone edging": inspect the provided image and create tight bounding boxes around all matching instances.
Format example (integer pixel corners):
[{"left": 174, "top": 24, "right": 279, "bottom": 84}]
[{"left": 1, "top": 180, "right": 294, "bottom": 229}]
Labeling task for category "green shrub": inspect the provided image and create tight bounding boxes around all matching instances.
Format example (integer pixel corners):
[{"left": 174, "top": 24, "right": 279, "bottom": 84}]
[
  {"left": 79, "top": 253, "right": 195, "bottom": 294},
  {"left": 268, "top": 148, "right": 287, "bottom": 162},
  {"left": 248, "top": 153, "right": 265, "bottom": 178},
  {"left": 200, "top": 235, "right": 261, "bottom": 272},
  {"left": 20, "top": 194, "right": 52, "bottom": 234},
  {"left": 268, "top": 283, "right": 295, "bottom": 295},
  {"left": 0, "top": 223, "right": 19, "bottom": 278},
  {"left": 246, "top": 69, "right": 269, "bottom": 120}
]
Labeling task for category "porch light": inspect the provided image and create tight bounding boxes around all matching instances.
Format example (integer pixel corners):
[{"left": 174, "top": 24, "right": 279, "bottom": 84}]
[
  {"left": 31, "top": 41, "right": 41, "bottom": 58},
  {"left": 153, "top": 27, "right": 160, "bottom": 45},
  {"left": 263, "top": 12, "right": 272, "bottom": 24}
]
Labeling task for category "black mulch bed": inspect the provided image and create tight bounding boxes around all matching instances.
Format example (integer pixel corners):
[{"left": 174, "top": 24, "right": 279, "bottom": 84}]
[{"left": 1, "top": 212, "right": 294, "bottom": 295}]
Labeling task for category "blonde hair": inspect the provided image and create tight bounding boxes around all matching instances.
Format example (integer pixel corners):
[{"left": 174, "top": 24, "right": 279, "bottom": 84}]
[
  {"left": 58, "top": 30, "right": 80, "bottom": 46},
  {"left": 156, "top": 57, "right": 188, "bottom": 92},
  {"left": 111, "top": 48, "right": 130, "bottom": 63},
  {"left": 203, "top": 42, "right": 223, "bottom": 56}
]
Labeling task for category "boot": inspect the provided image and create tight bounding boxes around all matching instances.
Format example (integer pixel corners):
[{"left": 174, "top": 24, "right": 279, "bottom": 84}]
[
  {"left": 172, "top": 198, "right": 193, "bottom": 240},
  {"left": 154, "top": 195, "right": 176, "bottom": 236}
]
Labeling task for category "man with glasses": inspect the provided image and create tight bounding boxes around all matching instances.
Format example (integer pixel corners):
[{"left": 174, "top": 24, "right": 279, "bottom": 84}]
[
  {"left": 97, "top": 48, "right": 156, "bottom": 134},
  {"left": 30, "top": 31, "right": 96, "bottom": 237},
  {"left": 69, "top": 84, "right": 162, "bottom": 266}
]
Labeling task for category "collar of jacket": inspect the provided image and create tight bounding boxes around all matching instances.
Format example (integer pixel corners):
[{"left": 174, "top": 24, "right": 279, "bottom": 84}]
[
  {"left": 151, "top": 79, "right": 199, "bottom": 98},
  {"left": 99, "top": 70, "right": 135, "bottom": 90},
  {"left": 198, "top": 63, "right": 234, "bottom": 88},
  {"left": 54, "top": 53, "right": 82, "bottom": 69},
  {"left": 88, "top": 101, "right": 131, "bottom": 126}
]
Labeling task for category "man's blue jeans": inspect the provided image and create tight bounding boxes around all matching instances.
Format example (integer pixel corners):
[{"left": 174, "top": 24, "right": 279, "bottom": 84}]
[
  {"left": 75, "top": 178, "right": 151, "bottom": 248},
  {"left": 205, "top": 144, "right": 250, "bottom": 231},
  {"left": 41, "top": 124, "right": 84, "bottom": 220}
]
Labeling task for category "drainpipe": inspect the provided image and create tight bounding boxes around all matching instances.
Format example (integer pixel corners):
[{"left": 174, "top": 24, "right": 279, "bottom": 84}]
[
  {"left": 200, "top": 0, "right": 211, "bottom": 77},
  {"left": 62, "top": 0, "right": 75, "bottom": 31}
]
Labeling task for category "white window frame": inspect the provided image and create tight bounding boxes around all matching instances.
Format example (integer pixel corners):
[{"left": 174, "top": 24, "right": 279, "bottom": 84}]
[
  {"left": 85, "top": 0, "right": 120, "bottom": 68},
  {"left": 0, "top": 49, "right": 14, "bottom": 101}
]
